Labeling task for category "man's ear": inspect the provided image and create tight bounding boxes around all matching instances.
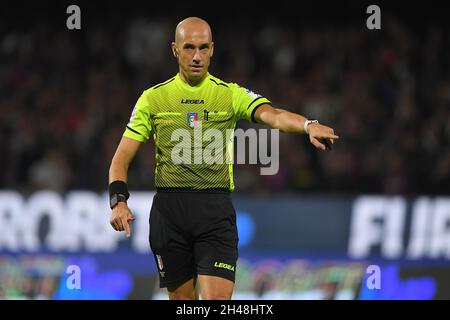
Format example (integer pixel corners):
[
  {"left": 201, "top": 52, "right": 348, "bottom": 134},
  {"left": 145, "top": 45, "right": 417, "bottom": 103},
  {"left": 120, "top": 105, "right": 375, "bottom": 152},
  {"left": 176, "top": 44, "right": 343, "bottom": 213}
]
[
  {"left": 171, "top": 42, "right": 178, "bottom": 58},
  {"left": 210, "top": 42, "right": 214, "bottom": 57}
]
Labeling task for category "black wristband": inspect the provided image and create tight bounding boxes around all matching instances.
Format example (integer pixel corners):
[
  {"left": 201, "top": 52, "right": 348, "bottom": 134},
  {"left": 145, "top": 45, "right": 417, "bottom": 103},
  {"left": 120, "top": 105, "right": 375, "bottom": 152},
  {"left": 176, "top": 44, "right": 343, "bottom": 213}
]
[{"left": 109, "top": 180, "right": 130, "bottom": 200}]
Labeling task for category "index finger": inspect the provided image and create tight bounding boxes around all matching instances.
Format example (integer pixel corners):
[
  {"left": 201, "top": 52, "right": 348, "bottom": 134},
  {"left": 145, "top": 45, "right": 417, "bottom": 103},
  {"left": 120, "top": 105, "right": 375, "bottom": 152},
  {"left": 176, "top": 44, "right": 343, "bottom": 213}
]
[
  {"left": 324, "top": 133, "right": 339, "bottom": 139},
  {"left": 122, "top": 217, "right": 131, "bottom": 238}
]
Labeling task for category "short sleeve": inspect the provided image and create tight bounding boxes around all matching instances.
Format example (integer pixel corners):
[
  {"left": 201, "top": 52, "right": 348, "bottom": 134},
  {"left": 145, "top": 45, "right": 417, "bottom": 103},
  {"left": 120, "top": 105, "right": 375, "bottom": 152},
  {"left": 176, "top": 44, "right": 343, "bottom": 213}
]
[
  {"left": 230, "top": 84, "right": 271, "bottom": 123},
  {"left": 123, "top": 90, "right": 152, "bottom": 142}
]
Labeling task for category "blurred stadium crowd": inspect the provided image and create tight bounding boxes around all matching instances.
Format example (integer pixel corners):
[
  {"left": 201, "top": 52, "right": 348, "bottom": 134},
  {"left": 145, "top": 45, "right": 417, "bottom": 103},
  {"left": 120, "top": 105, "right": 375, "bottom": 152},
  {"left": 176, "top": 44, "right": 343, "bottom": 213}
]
[{"left": 0, "top": 9, "right": 449, "bottom": 195}]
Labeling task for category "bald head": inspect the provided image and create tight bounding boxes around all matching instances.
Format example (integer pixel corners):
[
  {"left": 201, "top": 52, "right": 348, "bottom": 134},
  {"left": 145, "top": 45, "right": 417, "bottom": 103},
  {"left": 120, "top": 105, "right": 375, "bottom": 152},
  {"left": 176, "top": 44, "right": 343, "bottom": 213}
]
[
  {"left": 175, "top": 17, "right": 212, "bottom": 45},
  {"left": 172, "top": 17, "right": 214, "bottom": 86}
]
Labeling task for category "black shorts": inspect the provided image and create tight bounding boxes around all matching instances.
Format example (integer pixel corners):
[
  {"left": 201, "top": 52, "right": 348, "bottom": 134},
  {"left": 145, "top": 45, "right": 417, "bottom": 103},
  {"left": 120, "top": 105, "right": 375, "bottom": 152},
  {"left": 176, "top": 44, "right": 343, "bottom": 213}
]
[{"left": 149, "top": 190, "right": 239, "bottom": 289}]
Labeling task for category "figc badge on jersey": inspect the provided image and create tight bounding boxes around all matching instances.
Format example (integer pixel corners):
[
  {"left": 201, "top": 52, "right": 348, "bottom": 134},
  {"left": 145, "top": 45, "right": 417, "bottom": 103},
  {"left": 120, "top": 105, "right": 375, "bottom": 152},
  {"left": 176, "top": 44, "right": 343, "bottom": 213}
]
[{"left": 187, "top": 112, "right": 198, "bottom": 128}]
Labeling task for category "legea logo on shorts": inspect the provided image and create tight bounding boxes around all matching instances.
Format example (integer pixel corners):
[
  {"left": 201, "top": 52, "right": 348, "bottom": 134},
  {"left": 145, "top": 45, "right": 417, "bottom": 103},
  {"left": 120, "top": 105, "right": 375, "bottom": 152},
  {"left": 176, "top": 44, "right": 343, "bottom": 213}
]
[{"left": 214, "top": 262, "right": 235, "bottom": 272}]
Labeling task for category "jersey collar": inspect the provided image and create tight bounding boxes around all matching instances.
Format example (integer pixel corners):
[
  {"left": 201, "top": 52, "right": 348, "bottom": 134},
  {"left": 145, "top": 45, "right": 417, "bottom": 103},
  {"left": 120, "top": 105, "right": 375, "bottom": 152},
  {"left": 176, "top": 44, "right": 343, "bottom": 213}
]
[{"left": 175, "top": 72, "right": 211, "bottom": 92}]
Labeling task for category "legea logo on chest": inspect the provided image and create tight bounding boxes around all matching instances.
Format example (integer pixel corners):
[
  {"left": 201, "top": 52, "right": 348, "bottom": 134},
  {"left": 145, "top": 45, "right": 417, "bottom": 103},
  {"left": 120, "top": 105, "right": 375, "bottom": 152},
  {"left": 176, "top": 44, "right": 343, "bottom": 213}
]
[{"left": 181, "top": 99, "right": 205, "bottom": 104}]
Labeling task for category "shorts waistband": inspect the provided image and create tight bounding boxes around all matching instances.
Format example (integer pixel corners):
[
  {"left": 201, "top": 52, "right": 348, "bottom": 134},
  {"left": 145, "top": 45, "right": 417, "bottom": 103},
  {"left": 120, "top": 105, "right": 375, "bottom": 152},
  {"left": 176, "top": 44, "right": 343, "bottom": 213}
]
[{"left": 156, "top": 187, "right": 230, "bottom": 194}]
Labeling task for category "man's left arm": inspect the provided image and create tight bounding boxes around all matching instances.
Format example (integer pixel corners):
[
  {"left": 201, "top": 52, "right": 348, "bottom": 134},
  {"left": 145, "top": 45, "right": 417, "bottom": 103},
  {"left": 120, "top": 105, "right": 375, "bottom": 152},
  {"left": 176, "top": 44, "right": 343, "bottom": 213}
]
[{"left": 254, "top": 104, "right": 339, "bottom": 151}]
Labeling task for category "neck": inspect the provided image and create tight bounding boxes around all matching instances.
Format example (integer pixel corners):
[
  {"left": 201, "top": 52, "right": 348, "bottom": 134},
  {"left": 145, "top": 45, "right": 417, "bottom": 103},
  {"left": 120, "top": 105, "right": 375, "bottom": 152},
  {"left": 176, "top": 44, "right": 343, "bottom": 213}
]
[{"left": 179, "top": 70, "right": 207, "bottom": 86}]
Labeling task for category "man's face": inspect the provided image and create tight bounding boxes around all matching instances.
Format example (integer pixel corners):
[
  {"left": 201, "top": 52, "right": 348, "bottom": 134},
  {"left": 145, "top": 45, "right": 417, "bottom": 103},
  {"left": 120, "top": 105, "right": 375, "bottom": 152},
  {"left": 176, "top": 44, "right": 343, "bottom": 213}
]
[{"left": 173, "top": 24, "right": 214, "bottom": 83}]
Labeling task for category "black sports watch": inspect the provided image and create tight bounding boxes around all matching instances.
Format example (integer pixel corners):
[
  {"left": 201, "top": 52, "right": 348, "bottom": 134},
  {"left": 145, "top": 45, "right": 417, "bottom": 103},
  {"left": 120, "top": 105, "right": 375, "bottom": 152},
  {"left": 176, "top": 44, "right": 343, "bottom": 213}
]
[{"left": 110, "top": 194, "right": 127, "bottom": 209}]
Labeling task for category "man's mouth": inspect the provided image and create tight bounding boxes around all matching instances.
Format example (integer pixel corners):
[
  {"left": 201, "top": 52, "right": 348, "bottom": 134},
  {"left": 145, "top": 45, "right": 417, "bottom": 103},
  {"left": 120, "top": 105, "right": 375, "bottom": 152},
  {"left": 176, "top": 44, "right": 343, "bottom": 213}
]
[{"left": 190, "top": 65, "right": 203, "bottom": 70}]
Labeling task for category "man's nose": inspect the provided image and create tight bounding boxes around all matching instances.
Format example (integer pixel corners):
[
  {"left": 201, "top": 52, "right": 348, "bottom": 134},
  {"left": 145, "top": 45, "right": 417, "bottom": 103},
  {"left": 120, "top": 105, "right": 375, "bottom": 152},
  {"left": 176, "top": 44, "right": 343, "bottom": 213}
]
[{"left": 193, "top": 49, "right": 201, "bottom": 64}]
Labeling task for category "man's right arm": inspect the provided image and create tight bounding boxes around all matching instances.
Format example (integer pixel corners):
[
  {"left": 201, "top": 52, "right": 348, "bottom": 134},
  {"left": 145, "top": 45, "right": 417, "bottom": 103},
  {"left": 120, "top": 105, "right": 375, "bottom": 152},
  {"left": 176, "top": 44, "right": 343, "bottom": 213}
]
[
  {"left": 109, "top": 136, "right": 142, "bottom": 237},
  {"left": 109, "top": 136, "right": 142, "bottom": 183}
]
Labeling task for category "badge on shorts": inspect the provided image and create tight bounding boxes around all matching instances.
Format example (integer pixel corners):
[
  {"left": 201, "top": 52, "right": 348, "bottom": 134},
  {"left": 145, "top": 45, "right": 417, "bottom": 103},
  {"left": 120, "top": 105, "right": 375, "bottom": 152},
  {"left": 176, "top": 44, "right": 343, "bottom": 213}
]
[
  {"left": 187, "top": 112, "right": 198, "bottom": 128},
  {"left": 156, "top": 254, "right": 164, "bottom": 270}
]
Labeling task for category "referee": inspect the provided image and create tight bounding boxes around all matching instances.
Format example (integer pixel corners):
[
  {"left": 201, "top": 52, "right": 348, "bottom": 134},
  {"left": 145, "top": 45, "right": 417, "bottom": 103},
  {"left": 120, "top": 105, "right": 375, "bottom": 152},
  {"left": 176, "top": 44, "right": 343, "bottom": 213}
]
[{"left": 109, "top": 17, "right": 338, "bottom": 300}]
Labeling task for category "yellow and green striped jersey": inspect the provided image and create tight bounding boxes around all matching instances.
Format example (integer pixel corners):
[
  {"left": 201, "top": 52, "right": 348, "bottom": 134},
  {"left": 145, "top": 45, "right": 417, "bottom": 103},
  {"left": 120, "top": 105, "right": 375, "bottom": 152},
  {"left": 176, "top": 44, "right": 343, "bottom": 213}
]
[{"left": 123, "top": 73, "right": 271, "bottom": 191}]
